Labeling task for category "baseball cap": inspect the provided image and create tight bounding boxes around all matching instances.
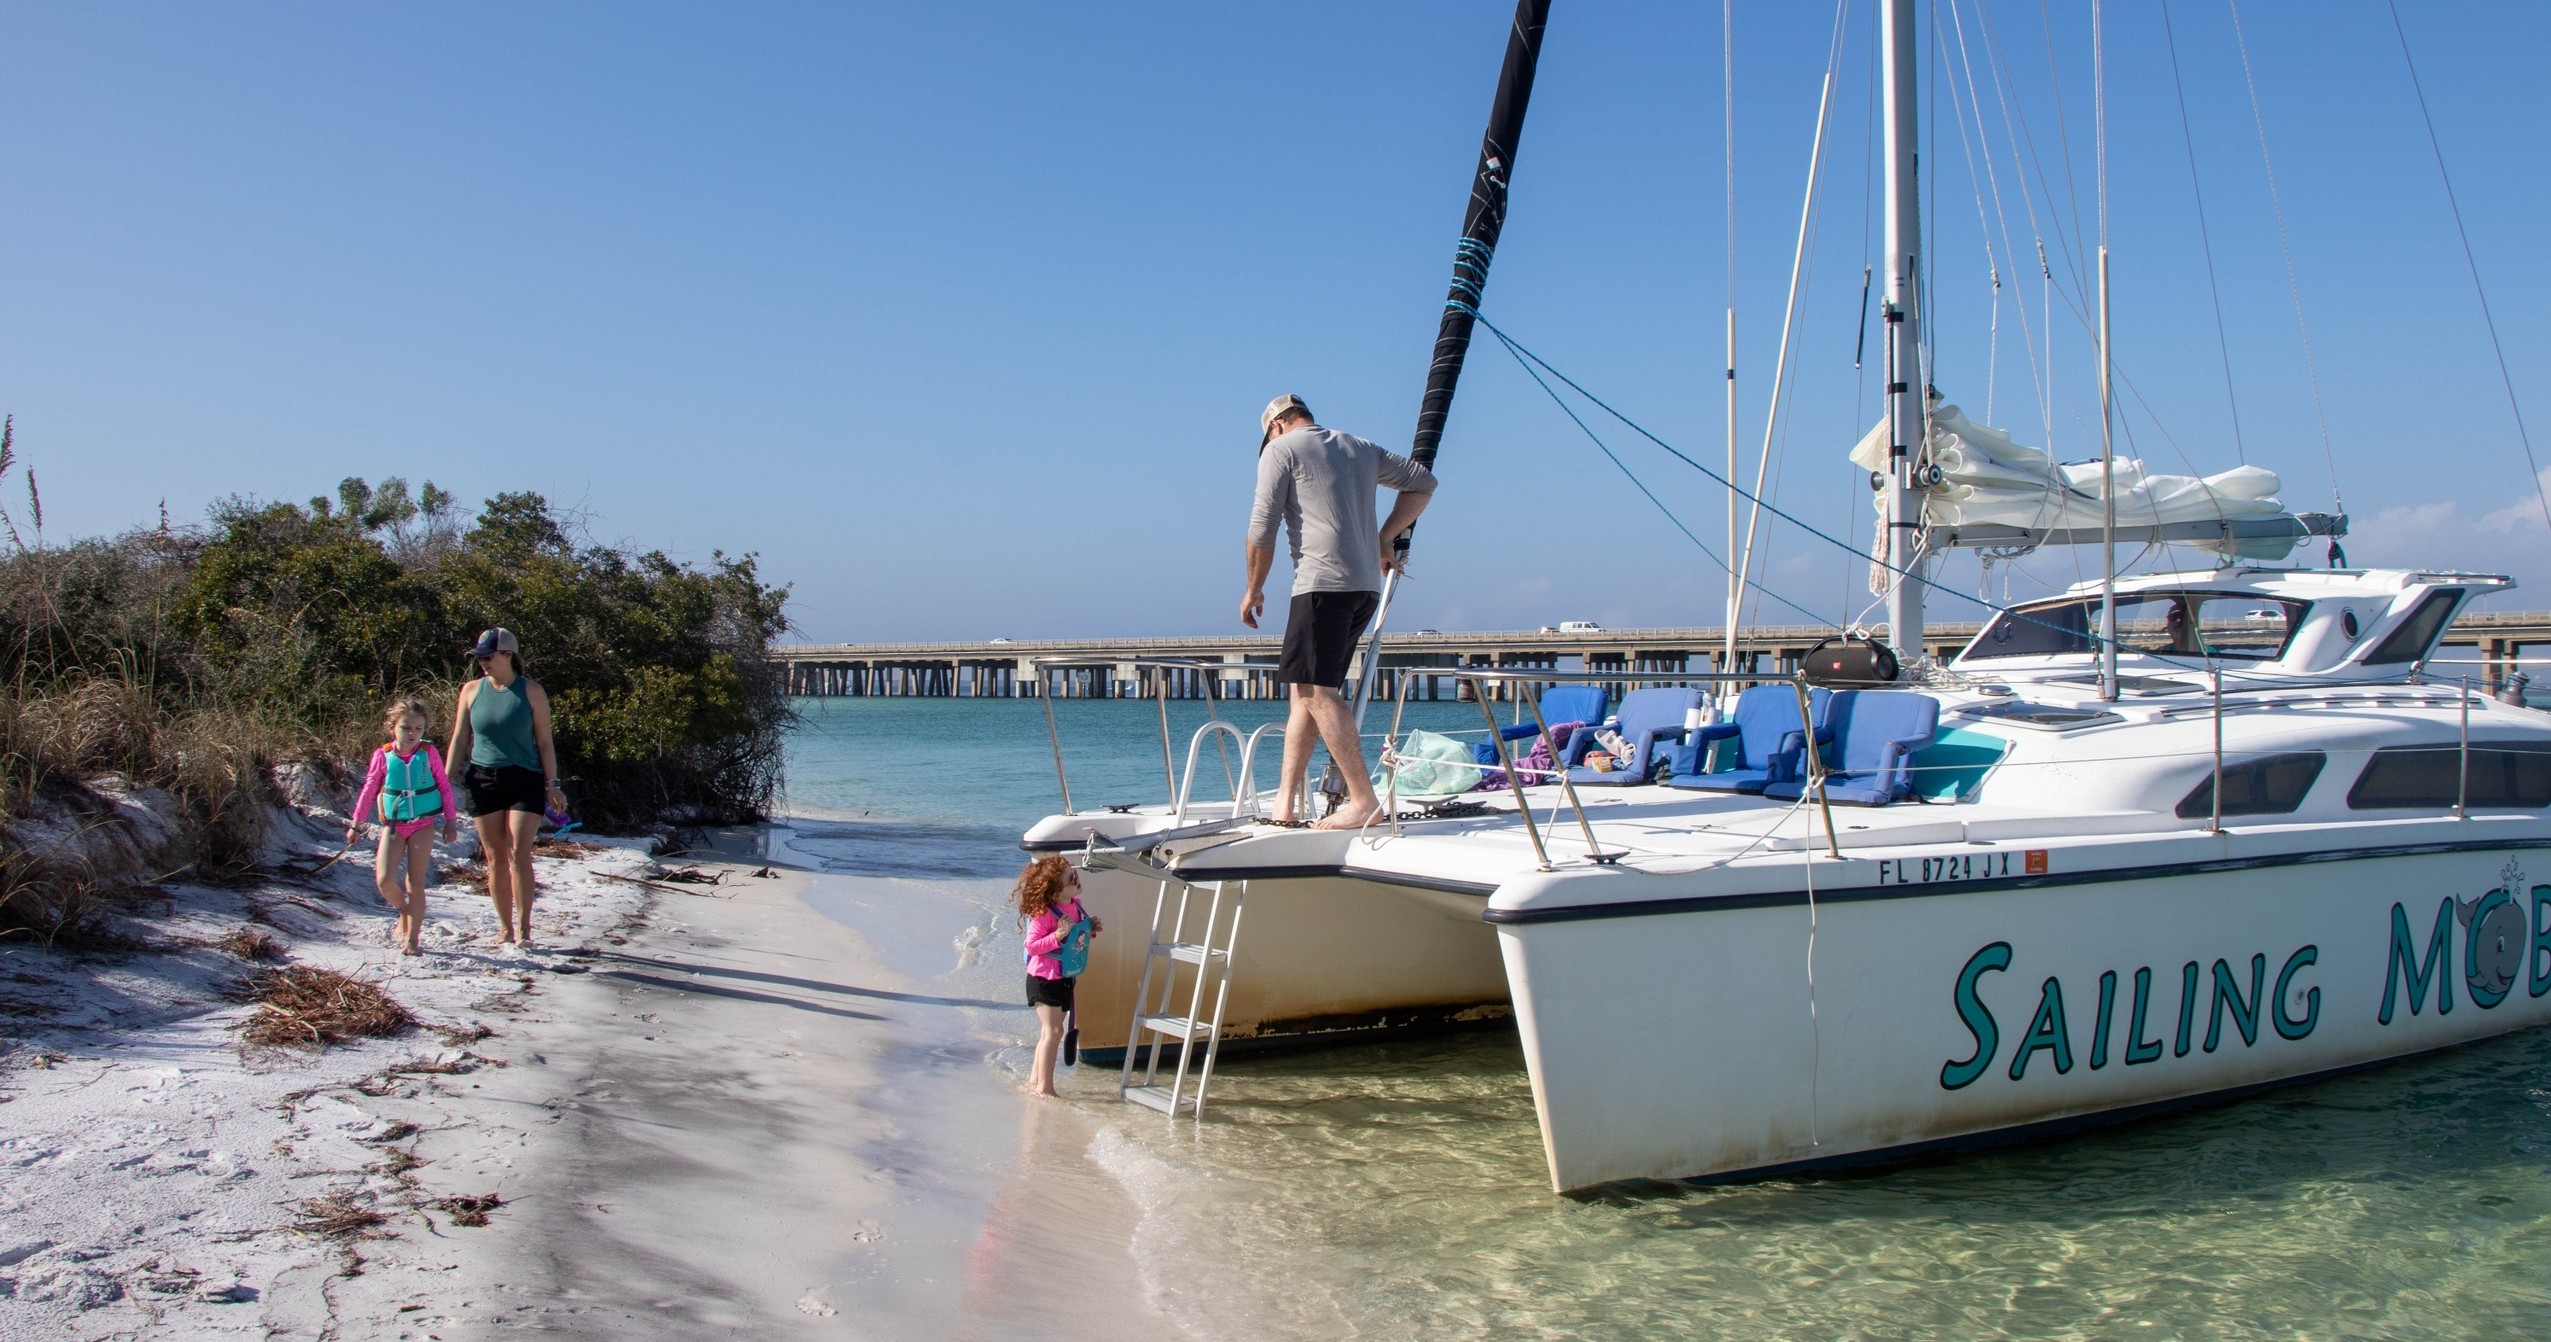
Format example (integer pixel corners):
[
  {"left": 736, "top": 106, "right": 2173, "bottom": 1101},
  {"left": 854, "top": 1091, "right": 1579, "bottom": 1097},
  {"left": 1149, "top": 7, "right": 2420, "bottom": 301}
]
[
  {"left": 470, "top": 627, "right": 520, "bottom": 659},
  {"left": 1259, "top": 394, "right": 1311, "bottom": 448}
]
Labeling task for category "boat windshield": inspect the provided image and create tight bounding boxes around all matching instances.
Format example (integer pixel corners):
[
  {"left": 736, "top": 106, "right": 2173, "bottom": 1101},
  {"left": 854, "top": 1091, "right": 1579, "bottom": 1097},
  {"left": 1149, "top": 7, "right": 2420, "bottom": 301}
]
[{"left": 1964, "top": 592, "right": 2309, "bottom": 662}]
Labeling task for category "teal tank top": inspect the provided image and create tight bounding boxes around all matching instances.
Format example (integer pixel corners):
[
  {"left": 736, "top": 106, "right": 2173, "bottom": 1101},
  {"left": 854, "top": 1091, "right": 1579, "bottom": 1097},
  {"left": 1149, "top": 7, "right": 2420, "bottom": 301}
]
[{"left": 469, "top": 676, "right": 542, "bottom": 771}]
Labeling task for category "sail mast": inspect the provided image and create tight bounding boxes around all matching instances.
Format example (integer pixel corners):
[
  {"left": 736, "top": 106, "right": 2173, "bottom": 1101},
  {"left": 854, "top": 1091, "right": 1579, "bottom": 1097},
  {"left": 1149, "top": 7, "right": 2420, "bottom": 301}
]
[
  {"left": 1880, "top": 0, "right": 1926, "bottom": 665},
  {"left": 1350, "top": 0, "right": 1551, "bottom": 727},
  {"left": 2095, "top": 0, "right": 2119, "bottom": 701},
  {"left": 1407, "top": 0, "right": 1550, "bottom": 474}
]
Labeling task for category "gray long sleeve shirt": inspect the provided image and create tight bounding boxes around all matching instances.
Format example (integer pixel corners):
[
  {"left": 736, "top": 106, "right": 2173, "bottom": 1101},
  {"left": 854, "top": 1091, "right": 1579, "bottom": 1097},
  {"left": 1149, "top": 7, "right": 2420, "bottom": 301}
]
[{"left": 1247, "top": 425, "right": 1438, "bottom": 597}]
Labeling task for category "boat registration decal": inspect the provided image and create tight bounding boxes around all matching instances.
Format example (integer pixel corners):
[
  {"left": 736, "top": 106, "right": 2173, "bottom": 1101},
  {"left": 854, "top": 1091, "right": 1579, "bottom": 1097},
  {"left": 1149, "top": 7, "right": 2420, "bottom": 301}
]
[{"left": 1877, "top": 851, "right": 2021, "bottom": 885}]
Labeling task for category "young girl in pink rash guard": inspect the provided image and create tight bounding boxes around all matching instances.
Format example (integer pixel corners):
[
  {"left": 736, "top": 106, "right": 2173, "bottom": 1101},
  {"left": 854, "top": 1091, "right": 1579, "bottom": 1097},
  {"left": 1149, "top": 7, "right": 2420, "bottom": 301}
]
[{"left": 347, "top": 698, "right": 459, "bottom": 956}]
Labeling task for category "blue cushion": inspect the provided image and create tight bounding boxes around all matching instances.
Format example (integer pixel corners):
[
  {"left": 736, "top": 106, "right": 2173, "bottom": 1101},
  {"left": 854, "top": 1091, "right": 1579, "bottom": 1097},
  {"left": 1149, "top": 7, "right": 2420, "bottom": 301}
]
[
  {"left": 1763, "top": 690, "right": 1940, "bottom": 805},
  {"left": 1668, "top": 767, "right": 1775, "bottom": 794},
  {"left": 1563, "top": 687, "right": 1701, "bottom": 786}
]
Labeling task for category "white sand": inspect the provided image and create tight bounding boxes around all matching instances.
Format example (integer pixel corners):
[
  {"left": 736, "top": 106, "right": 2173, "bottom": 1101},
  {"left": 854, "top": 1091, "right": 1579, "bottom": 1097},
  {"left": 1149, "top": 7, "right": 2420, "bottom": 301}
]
[{"left": 0, "top": 803, "right": 1185, "bottom": 1339}]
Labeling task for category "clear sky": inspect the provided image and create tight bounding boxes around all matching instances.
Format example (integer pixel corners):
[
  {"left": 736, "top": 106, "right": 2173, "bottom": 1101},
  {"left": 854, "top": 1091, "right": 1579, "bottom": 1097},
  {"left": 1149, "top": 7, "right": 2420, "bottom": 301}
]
[{"left": 4, "top": 2, "right": 2545, "bottom": 642}]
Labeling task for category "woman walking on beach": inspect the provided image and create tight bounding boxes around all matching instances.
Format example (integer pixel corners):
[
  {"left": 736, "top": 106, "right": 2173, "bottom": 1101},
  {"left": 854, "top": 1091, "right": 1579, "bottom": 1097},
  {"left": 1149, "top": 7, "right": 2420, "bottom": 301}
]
[
  {"left": 448, "top": 627, "right": 564, "bottom": 949},
  {"left": 347, "top": 697, "right": 459, "bottom": 956},
  {"left": 1017, "top": 854, "right": 1100, "bottom": 1097}
]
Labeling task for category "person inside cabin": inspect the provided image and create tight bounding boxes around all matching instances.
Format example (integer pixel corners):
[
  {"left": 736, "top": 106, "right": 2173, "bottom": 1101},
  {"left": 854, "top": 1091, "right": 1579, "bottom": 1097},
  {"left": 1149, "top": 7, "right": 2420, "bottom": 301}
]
[
  {"left": 1240, "top": 394, "right": 1438, "bottom": 828},
  {"left": 2163, "top": 598, "right": 2200, "bottom": 655}
]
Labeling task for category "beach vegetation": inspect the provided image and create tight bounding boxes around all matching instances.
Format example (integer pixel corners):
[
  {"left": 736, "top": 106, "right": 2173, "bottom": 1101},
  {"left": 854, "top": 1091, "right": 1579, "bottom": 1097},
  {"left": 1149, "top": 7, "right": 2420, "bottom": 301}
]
[{"left": 0, "top": 432, "right": 791, "bottom": 937}]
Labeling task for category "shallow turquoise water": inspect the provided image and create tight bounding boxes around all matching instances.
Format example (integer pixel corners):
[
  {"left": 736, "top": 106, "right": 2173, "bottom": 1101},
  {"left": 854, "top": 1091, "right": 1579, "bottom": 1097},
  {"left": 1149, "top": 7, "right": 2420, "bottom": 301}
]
[{"left": 782, "top": 697, "right": 2551, "bottom": 1340}]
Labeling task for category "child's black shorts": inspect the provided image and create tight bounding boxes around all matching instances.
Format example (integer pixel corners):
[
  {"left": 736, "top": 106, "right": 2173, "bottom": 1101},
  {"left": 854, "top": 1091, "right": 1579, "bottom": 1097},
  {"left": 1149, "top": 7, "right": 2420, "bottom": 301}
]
[{"left": 1025, "top": 974, "right": 1076, "bottom": 1010}]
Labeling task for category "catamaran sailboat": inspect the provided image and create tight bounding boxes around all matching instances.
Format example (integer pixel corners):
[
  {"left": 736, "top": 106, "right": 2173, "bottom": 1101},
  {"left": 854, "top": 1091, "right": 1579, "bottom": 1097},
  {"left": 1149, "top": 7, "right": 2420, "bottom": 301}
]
[{"left": 1021, "top": 1, "right": 2551, "bottom": 1192}]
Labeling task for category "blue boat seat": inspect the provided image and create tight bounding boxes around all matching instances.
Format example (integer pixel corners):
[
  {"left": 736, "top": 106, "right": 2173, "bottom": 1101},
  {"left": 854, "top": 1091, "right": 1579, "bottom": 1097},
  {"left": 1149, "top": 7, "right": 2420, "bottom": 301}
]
[
  {"left": 1664, "top": 685, "right": 1830, "bottom": 794},
  {"left": 1763, "top": 689, "right": 1940, "bottom": 806},
  {"left": 1472, "top": 685, "right": 1613, "bottom": 769},
  {"left": 1562, "top": 687, "right": 1703, "bottom": 785}
]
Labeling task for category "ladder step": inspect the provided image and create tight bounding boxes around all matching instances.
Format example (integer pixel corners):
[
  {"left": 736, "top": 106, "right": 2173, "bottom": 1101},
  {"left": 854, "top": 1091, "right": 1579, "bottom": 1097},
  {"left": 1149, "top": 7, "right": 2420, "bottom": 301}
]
[
  {"left": 1151, "top": 941, "right": 1226, "bottom": 965},
  {"left": 1122, "top": 1084, "right": 1198, "bottom": 1115},
  {"left": 1140, "top": 1014, "right": 1215, "bottom": 1040}
]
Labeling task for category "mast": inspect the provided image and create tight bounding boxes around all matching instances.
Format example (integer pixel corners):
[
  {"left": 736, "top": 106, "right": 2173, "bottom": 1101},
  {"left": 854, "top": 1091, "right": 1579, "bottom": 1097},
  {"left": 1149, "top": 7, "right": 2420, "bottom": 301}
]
[
  {"left": 1721, "top": 0, "right": 1740, "bottom": 679},
  {"left": 1350, "top": 0, "right": 1551, "bottom": 727},
  {"left": 1880, "top": 0, "right": 1926, "bottom": 666},
  {"left": 2095, "top": 0, "right": 2118, "bottom": 700},
  {"left": 1407, "top": 0, "right": 1550, "bottom": 473}
]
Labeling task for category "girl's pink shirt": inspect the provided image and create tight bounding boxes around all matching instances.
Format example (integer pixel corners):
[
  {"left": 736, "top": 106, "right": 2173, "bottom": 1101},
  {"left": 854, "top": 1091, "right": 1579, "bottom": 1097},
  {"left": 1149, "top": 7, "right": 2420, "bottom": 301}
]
[
  {"left": 350, "top": 743, "right": 456, "bottom": 829},
  {"left": 1023, "top": 897, "right": 1088, "bottom": 980}
]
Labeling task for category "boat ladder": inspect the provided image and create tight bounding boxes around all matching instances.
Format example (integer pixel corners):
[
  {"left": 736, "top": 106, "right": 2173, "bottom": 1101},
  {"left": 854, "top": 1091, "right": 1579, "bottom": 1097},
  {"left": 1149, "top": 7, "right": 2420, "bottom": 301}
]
[{"left": 1119, "top": 871, "right": 1245, "bottom": 1117}]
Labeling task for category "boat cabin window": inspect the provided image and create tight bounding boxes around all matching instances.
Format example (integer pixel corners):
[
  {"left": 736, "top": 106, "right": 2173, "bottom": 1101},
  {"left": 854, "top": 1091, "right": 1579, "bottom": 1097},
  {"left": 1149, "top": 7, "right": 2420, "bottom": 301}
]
[
  {"left": 2175, "top": 751, "right": 2326, "bottom": 819},
  {"left": 1965, "top": 593, "right": 2307, "bottom": 663},
  {"left": 2345, "top": 741, "right": 2551, "bottom": 810},
  {"left": 2359, "top": 588, "right": 2464, "bottom": 667}
]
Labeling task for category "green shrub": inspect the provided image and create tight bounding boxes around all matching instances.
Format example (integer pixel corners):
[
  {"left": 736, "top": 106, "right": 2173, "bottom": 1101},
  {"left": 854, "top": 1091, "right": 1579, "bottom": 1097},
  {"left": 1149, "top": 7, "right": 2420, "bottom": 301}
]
[{"left": 1, "top": 458, "right": 790, "bottom": 864}]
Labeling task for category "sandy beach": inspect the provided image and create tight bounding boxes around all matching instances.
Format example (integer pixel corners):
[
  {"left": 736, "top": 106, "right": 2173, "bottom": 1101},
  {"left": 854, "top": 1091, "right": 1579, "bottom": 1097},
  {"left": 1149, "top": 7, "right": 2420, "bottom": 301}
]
[{"left": 1, "top": 796, "right": 1184, "bottom": 1340}]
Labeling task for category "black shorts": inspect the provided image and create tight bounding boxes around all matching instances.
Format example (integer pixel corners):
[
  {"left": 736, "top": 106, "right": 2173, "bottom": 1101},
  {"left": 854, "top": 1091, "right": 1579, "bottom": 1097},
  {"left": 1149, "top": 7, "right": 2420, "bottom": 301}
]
[
  {"left": 1025, "top": 974, "right": 1076, "bottom": 1010},
  {"left": 1276, "top": 590, "right": 1380, "bottom": 689},
  {"left": 463, "top": 764, "right": 546, "bottom": 818}
]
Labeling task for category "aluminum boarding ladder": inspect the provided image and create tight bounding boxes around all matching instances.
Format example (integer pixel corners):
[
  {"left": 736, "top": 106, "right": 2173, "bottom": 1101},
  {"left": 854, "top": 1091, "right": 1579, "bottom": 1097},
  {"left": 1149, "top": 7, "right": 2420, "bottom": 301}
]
[{"left": 1119, "top": 872, "right": 1245, "bottom": 1117}]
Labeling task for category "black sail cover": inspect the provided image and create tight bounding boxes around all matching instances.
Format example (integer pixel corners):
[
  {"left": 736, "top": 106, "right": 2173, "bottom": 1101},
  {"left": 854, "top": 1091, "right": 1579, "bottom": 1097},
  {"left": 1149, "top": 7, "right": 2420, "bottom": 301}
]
[{"left": 1409, "top": 0, "right": 1550, "bottom": 478}]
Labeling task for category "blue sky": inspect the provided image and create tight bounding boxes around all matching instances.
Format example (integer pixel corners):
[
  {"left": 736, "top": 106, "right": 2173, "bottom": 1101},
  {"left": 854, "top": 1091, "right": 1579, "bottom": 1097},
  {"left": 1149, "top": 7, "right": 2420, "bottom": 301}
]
[{"left": 3, "top": 2, "right": 2545, "bottom": 642}]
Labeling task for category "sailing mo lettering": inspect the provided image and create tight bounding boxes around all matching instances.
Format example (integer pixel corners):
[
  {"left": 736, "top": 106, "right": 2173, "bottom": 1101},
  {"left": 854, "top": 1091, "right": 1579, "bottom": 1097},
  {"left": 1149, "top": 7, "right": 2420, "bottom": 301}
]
[
  {"left": 2378, "top": 880, "right": 2551, "bottom": 1021},
  {"left": 1938, "top": 943, "right": 2321, "bottom": 1091}
]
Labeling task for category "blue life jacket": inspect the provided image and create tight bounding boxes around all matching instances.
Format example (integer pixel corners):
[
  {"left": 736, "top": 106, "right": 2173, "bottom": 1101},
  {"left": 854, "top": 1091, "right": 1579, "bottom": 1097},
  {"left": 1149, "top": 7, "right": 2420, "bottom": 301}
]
[
  {"left": 380, "top": 746, "right": 445, "bottom": 824},
  {"left": 1026, "top": 903, "right": 1092, "bottom": 979}
]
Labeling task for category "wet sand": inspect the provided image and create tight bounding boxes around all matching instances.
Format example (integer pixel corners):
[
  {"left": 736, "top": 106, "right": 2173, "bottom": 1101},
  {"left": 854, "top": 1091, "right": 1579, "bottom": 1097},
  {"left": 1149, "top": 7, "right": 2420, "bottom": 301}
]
[{"left": 329, "top": 857, "right": 1185, "bottom": 1340}]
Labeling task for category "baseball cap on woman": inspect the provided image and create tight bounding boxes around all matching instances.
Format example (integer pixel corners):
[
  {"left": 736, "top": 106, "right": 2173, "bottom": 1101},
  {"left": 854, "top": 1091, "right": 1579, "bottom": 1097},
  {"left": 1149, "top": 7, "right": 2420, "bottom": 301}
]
[
  {"left": 1259, "top": 394, "right": 1311, "bottom": 448},
  {"left": 469, "top": 628, "right": 519, "bottom": 659}
]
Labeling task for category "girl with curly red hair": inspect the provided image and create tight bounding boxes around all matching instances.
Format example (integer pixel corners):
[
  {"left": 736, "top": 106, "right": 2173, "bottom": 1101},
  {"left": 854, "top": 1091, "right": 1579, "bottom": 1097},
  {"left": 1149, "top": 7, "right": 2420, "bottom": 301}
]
[{"left": 1016, "top": 854, "right": 1101, "bottom": 1096}]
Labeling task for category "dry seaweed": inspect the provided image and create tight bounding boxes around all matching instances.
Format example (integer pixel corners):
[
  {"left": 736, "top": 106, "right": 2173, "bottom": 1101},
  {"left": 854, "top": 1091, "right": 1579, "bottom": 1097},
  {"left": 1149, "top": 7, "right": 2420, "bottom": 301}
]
[
  {"left": 292, "top": 1190, "right": 390, "bottom": 1240},
  {"left": 213, "top": 928, "right": 285, "bottom": 962},
  {"left": 430, "top": 1193, "right": 502, "bottom": 1228},
  {"left": 238, "top": 966, "right": 414, "bottom": 1049}
]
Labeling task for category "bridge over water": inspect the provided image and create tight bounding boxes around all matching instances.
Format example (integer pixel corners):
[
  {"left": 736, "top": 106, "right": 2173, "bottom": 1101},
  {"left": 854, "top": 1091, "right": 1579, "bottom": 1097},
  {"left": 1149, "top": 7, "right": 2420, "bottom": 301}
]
[{"left": 775, "top": 611, "right": 2551, "bottom": 702}]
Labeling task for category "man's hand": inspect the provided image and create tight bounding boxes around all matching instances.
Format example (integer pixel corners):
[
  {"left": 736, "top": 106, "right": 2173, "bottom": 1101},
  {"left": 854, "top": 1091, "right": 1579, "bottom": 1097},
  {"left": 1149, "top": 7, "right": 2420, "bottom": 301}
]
[
  {"left": 1240, "top": 588, "right": 1265, "bottom": 629},
  {"left": 1380, "top": 530, "right": 1413, "bottom": 579}
]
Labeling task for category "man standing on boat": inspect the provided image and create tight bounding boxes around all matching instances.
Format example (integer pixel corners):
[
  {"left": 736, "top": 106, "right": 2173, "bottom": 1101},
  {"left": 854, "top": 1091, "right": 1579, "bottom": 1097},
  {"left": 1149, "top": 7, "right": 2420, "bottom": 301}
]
[{"left": 1242, "top": 394, "right": 1437, "bottom": 829}]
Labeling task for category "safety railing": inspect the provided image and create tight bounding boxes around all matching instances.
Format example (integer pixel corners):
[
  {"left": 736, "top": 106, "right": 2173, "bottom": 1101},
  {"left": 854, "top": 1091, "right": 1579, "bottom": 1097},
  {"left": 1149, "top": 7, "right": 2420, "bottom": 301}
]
[
  {"left": 1393, "top": 668, "right": 1840, "bottom": 869},
  {"left": 1030, "top": 656, "right": 1255, "bottom": 818}
]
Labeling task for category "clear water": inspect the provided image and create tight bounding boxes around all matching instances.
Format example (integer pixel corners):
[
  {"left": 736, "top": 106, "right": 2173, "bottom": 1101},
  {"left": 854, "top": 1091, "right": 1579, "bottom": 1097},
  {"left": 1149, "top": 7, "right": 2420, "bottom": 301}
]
[{"left": 782, "top": 696, "right": 2551, "bottom": 1340}]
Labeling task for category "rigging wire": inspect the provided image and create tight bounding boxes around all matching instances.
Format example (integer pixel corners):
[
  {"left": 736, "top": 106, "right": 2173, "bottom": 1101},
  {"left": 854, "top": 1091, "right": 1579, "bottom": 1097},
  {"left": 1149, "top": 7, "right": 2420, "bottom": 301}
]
[
  {"left": 1734, "top": 0, "right": 1851, "bottom": 639},
  {"left": 2225, "top": 0, "right": 2345, "bottom": 513},
  {"left": 2383, "top": 0, "right": 2551, "bottom": 538},
  {"left": 1483, "top": 323, "right": 1835, "bottom": 630},
  {"left": 1467, "top": 305, "right": 2072, "bottom": 630},
  {"left": 2158, "top": 0, "right": 2246, "bottom": 463}
]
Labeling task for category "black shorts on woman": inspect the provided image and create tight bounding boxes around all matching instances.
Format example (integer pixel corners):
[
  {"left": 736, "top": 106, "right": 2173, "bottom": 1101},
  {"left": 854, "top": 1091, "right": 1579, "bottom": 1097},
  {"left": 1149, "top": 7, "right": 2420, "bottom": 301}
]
[
  {"left": 464, "top": 764, "right": 546, "bottom": 817},
  {"left": 1025, "top": 974, "right": 1076, "bottom": 1010}
]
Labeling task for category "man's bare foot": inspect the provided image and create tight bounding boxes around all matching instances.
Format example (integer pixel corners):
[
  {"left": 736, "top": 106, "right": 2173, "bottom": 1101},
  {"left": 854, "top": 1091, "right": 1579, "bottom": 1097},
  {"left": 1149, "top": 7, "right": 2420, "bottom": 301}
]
[{"left": 1313, "top": 799, "right": 1382, "bottom": 830}]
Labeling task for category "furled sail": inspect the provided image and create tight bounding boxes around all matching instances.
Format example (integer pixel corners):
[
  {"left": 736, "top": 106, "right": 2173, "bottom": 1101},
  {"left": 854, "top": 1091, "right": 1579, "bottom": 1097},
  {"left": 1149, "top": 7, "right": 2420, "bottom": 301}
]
[{"left": 1849, "top": 401, "right": 2305, "bottom": 559}]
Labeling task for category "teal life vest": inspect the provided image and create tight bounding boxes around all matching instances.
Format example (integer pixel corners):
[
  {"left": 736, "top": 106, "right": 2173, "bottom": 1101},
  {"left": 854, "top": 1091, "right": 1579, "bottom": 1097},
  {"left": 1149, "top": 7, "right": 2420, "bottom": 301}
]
[
  {"left": 380, "top": 745, "right": 445, "bottom": 824},
  {"left": 1024, "top": 902, "right": 1092, "bottom": 979}
]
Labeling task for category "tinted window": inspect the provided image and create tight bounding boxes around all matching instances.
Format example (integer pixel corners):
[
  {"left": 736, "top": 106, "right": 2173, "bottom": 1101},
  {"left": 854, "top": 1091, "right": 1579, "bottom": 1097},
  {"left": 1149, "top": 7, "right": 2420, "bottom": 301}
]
[
  {"left": 1967, "top": 593, "right": 2305, "bottom": 663},
  {"left": 2177, "top": 752, "right": 2326, "bottom": 819},
  {"left": 2360, "top": 589, "right": 2463, "bottom": 666},
  {"left": 2345, "top": 741, "right": 2551, "bottom": 810}
]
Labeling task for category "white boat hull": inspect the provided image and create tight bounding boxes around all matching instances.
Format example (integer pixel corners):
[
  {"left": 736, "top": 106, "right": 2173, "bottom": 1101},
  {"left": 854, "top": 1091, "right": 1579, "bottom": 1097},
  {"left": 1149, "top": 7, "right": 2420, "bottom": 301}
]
[
  {"left": 1069, "top": 863, "right": 1509, "bottom": 1061},
  {"left": 1500, "top": 835, "right": 2551, "bottom": 1190}
]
